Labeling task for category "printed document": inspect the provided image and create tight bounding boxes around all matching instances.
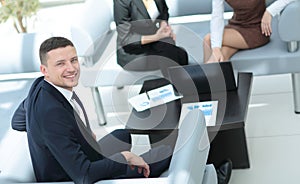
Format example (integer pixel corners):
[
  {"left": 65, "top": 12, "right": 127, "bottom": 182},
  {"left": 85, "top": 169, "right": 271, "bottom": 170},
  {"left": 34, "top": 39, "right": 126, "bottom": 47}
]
[
  {"left": 128, "top": 84, "right": 183, "bottom": 112},
  {"left": 179, "top": 101, "right": 218, "bottom": 127}
]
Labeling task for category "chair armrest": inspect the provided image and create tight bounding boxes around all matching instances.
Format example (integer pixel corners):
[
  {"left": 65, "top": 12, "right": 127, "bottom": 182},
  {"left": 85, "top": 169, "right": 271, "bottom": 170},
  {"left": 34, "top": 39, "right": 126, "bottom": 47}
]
[{"left": 278, "top": 0, "right": 300, "bottom": 51}]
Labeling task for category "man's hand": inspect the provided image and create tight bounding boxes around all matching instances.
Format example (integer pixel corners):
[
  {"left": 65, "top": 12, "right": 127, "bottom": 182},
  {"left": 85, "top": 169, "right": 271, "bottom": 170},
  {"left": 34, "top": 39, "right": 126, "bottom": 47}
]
[
  {"left": 208, "top": 47, "right": 224, "bottom": 63},
  {"left": 261, "top": 10, "right": 272, "bottom": 36},
  {"left": 121, "top": 151, "right": 150, "bottom": 178}
]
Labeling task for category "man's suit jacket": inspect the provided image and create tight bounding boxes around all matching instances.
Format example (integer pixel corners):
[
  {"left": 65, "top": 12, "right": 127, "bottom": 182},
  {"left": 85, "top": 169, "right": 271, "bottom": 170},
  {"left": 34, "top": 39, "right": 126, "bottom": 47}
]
[
  {"left": 11, "top": 77, "right": 127, "bottom": 184},
  {"left": 113, "top": 0, "right": 170, "bottom": 67}
]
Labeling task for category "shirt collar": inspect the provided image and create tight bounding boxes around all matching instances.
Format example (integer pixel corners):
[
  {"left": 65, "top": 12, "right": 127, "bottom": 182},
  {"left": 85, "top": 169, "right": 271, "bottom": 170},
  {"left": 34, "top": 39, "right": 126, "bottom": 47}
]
[{"left": 44, "top": 79, "right": 73, "bottom": 102}]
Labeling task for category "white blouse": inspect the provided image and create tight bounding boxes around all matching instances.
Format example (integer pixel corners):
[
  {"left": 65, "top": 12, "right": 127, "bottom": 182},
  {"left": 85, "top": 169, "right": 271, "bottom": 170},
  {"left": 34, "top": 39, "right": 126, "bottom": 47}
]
[
  {"left": 146, "top": 0, "right": 160, "bottom": 21},
  {"left": 210, "top": 0, "right": 297, "bottom": 48}
]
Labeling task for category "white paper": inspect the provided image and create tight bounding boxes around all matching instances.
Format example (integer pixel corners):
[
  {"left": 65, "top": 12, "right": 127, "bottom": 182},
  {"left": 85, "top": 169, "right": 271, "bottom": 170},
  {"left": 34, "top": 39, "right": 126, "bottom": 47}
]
[
  {"left": 179, "top": 101, "right": 218, "bottom": 127},
  {"left": 128, "top": 84, "right": 183, "bottom": 112}
]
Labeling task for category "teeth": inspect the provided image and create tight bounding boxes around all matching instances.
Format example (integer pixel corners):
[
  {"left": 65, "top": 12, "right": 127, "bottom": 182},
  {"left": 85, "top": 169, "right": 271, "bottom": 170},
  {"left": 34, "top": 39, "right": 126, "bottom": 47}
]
[{"left": 66, "top": 75, "right": 75, "bottom": 78}]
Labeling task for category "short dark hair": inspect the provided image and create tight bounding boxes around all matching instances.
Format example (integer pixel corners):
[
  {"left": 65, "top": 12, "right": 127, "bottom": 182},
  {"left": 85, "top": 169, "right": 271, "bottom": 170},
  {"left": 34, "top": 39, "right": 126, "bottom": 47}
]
[{"left": 39, "top": 37, "right": 74, "bottom": 65}]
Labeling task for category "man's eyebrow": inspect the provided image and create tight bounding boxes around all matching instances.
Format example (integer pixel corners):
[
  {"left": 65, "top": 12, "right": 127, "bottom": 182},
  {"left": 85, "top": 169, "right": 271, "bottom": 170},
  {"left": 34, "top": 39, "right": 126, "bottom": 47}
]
[{"left": 55, "top": 59, "right": 65, "bottom": 63}]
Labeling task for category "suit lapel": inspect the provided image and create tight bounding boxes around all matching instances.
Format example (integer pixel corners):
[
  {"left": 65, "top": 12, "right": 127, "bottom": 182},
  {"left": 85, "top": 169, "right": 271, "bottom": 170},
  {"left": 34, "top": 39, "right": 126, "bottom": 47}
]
[
  {"left": 42, "top": 81, "right": 89, "bottom": 131},
  {"left": 42, "top": 81, "right": 73, "bottom": 113},
  {"left": 133, "top": 0, "right": 151, "bottom": 19},
  {"left": 41, "top": 81, "right": 101, "bottom": 152}
]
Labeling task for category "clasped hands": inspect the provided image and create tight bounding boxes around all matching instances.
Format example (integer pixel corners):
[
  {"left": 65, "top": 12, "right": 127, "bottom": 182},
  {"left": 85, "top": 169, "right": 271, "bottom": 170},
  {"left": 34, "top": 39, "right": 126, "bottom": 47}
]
[
  {"left": 156, "top": 21, "right": 176, "bottom": 41},
  {"left": 141, "top": 21, "right": 175, "bottom": 45}
]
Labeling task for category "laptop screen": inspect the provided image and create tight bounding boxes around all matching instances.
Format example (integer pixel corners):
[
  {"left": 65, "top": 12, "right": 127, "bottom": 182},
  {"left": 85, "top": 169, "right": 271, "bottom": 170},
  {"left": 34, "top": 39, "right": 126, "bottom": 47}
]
[{"left": 167, "top": 61, "right": 237, "bottom": 97}]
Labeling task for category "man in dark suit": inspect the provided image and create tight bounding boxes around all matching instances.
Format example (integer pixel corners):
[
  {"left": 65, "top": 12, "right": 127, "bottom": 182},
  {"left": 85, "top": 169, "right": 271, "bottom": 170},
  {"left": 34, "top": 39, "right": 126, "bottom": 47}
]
[
  {"left": 11, "top": 37, "right": 172, "bottom": 184},
  {"left": 114, "top": 0, "right": 188, "bottom": 76}
]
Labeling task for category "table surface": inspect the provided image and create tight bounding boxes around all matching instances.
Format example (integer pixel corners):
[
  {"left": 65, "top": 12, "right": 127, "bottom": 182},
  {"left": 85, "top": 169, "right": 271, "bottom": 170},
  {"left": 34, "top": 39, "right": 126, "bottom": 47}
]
[{"left": 126, "top": 72, "right": 253, "bottom": 133}]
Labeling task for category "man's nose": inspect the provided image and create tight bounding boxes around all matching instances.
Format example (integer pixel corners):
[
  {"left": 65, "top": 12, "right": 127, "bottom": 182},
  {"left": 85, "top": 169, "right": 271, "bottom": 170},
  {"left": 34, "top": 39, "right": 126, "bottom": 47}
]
[{"left": 66, "top": 61, "right": 76, "bottom": 71}]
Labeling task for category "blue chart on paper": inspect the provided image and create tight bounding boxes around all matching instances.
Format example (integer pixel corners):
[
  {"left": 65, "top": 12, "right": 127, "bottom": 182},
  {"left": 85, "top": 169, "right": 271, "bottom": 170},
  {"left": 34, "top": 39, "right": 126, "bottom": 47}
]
[
  {"left": 187, "top": 104, "right": 213, "bottom": 116},
  {"left": 151, "top": 89, "right": 172, "bottom": 102}
]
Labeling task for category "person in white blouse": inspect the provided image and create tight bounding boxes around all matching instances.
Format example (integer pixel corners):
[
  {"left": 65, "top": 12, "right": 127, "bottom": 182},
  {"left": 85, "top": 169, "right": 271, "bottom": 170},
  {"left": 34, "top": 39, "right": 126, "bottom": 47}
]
[{"left": 203, "top": 0, "right": 296, "bottom": 63}]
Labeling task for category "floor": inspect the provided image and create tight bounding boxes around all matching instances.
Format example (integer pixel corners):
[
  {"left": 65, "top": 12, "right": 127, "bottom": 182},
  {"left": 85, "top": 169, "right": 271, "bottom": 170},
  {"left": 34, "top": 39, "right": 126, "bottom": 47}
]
[
  {"left": 1, "top": 2, "right": 300, "bottom": 184},
  {"left": 230, "top": 74, "right": 300, "bottom": 184}
]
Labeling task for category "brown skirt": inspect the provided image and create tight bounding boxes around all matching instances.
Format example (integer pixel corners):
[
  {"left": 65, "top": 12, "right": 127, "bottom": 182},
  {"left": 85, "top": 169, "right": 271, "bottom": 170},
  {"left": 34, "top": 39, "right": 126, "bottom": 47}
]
[{"left": 225, "top": 24, "right": 270, "bottom": 49}]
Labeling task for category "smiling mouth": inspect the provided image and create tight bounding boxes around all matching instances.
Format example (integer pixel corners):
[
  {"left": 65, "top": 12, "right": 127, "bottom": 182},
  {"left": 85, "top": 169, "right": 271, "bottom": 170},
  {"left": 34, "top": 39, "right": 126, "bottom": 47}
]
[{"left": 65, "top": 73, "right": 77, "bottom": 79}]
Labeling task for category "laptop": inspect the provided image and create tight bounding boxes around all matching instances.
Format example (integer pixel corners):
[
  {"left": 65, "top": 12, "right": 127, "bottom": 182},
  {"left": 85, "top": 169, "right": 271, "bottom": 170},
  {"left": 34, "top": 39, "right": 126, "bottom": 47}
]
[{"left": 167, "top": 61, "right": 237, "bottom": 97}]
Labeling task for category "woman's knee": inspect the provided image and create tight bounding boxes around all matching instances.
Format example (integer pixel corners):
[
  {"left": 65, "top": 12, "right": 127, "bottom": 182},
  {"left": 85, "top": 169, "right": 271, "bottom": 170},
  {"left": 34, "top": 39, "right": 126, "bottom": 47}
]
[
  {"left": 177, "top": 46, "right": 189, "bottom": 65},
  {"left": 221, "top": 46, "right": 239, "bottom": 61},
  {"left": 203, "top": 34, "right": 211, "bottom": 47}
]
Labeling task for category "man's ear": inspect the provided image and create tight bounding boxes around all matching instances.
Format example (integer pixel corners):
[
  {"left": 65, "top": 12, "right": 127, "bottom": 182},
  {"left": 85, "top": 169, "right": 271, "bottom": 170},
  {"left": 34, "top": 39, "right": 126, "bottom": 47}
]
[{"left": 40, "top": 65, "right": 47, "bottom": 76}]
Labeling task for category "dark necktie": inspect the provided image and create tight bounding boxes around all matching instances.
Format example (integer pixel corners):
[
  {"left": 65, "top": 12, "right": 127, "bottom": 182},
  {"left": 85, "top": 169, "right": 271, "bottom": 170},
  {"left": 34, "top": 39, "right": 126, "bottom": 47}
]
[{"left": 71, "top": 92, "right": 92, "bottom": 132}]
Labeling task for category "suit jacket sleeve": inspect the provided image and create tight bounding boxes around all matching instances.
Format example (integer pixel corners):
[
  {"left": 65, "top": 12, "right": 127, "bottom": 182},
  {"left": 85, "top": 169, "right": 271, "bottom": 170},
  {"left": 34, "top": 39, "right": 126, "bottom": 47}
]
[
  {"left": 114, "top": 0, "right": 142, "bottom": 49},
  {"left": 157, "top": 0, "right": 169, "bottom": 21},
  {"left": 11, "top": 99, "right": 27, "bottom": 131},
  {"left": 11, "top": 76, "right": 44, "bottom": 132}
]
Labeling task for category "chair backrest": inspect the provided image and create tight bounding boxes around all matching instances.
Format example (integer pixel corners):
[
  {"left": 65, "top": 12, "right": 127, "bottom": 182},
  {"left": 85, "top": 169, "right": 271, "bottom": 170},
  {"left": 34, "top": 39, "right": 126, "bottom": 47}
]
[
  {"left": 167, "top": 109, "right": 210, "bottom": 184},
  {"left": 0, "top": 33, "right": 52, "bottom": 74},
  {"left": 70, "top": 0, "right": 114, "bottom": 66},
  {"left": 166, "top": 0, "right": 276, "bottom": 17},
  {"left": 166, "top": 0, "right": 232, "bottom": 16}
]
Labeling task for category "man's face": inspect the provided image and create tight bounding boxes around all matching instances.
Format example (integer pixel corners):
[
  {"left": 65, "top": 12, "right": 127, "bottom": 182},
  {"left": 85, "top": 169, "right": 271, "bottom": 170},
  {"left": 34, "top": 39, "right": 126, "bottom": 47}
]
[{"left": 40, "top": 45, "right": 80, "bottom": 91}]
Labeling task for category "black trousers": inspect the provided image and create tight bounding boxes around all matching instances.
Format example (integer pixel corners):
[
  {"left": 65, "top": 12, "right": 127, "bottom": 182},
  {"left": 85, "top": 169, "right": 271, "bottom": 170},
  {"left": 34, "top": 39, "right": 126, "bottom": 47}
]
[
  {"left": 122, "top": 38, "right": 188, "bottom": 77},
  {"left": 98, "top": 129, "right": 172, "bottom": 178}
]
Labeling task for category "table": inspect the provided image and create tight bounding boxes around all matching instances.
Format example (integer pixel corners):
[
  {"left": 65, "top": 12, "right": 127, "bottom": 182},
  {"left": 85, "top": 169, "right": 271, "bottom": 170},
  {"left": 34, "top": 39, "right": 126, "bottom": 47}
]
[{"left": 125, "top": 63, "right": 253, "bottom": 169}]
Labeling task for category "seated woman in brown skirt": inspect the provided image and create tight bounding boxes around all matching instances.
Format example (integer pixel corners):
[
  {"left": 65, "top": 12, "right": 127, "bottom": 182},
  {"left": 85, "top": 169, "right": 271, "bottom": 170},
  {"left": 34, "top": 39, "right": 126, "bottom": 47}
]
[{"left": 203, "top": 0, "right": 296, "bottom": 63}]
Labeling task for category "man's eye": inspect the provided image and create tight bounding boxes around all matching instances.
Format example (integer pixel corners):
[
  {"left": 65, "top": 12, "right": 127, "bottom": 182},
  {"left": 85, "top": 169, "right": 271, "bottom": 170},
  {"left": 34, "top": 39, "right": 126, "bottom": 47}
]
[{"left": 72, "top": 58, "right": 78, "bottom": 63}]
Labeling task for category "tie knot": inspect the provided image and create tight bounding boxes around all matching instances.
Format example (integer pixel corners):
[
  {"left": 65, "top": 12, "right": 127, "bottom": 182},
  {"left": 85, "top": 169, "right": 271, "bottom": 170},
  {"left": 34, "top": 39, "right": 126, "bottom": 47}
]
[{"left": 72, "top": 91, "right": 78, "bottom": 101}]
